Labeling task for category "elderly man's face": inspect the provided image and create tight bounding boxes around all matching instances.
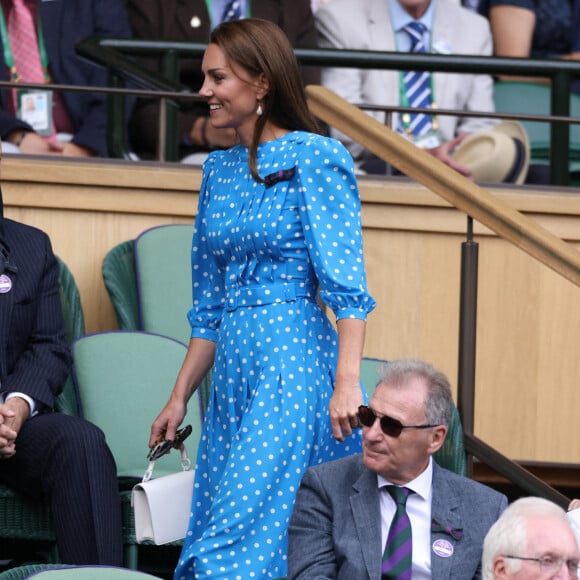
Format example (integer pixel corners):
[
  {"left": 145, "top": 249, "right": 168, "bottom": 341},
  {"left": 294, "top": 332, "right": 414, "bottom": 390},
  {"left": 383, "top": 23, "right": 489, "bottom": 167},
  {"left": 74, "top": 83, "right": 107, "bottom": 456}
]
[
  {"left": 361, "top": 377, "right": 445, "bottom": 485},
  {"left": 494, "top": 514, "right": 580, "bottom": 579}
]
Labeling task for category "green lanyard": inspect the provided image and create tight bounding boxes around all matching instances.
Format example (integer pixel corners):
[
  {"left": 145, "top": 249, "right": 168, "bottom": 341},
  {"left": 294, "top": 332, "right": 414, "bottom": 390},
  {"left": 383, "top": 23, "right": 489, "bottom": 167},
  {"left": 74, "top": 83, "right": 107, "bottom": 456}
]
[
  {"left": 204, "top": 0, "right": 252, "bottom": 29},
  {"left": 396, "top": 25, "right": 439, "bottom": 137},
  {"left": 398, "top": 70, "right": 439, "bottom": 136},
  {"left": 0, "top": 3, "right": 50, "bottom": 82}
]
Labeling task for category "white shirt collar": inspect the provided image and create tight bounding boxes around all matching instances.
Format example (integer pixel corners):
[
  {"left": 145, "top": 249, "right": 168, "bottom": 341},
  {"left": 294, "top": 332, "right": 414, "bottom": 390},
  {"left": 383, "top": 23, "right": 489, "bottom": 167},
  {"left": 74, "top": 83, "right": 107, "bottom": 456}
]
[{"left": 377, "top": 456, "right": 433, "bottom": 501}]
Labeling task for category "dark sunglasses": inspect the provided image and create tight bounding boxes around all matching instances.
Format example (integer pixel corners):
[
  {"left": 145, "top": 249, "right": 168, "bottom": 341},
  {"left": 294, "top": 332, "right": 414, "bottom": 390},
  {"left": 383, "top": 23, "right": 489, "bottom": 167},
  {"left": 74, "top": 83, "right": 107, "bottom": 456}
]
[
  {"left": 147, "top": 424, "right": 192, "bottom": 461},
  {"left": 357, "top": 405, "right": 438, "bottom": 438}
]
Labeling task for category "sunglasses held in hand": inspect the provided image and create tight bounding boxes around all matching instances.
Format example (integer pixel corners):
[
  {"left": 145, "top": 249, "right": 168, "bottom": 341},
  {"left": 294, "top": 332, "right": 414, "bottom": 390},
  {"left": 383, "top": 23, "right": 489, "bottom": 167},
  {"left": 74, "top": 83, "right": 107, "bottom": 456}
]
[
  {"left": 357, "top": 405, "right": 438, "bottom": 438},
  {"left": 147, "top": 424, "right": 193, "bottom": 461}
]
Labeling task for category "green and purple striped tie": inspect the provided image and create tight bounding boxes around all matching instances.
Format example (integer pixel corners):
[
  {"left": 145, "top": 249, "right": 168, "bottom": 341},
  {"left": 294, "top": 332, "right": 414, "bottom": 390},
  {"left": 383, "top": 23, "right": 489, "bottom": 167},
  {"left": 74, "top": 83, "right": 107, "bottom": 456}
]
[{"left": 381, "top": 486, "right": 413, "bottom": 580}]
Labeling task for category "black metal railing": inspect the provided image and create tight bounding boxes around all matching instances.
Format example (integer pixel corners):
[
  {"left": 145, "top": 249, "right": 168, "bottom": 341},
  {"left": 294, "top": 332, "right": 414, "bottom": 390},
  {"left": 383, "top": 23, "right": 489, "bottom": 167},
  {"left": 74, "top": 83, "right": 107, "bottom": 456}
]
[{"left": 75, "top": 37, "right": 580, "bottom": 183}]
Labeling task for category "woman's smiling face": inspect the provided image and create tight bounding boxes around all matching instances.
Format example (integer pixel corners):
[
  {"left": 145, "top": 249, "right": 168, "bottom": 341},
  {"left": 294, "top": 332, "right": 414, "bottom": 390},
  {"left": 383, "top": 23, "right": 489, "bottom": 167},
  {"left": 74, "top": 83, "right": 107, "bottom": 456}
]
[{"left": 199, "top": 43, "right": 267, "bottom": 146}]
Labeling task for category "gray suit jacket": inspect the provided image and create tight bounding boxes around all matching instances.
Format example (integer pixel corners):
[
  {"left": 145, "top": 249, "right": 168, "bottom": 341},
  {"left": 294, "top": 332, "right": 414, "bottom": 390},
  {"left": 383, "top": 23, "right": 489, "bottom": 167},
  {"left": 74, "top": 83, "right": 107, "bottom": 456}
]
[
  {"left": 316, "top": 0, "right": 497, "bottom": 161},
  {"left": 288, "top": 454, "right": 507, "bottom": 579}
]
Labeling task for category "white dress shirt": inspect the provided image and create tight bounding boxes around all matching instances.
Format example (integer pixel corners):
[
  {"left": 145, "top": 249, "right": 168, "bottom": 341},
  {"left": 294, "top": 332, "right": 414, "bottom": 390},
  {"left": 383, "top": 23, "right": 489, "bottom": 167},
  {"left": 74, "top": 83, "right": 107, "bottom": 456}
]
[{"left": 378, "top": 457, "right": 434, "bottom": 579}]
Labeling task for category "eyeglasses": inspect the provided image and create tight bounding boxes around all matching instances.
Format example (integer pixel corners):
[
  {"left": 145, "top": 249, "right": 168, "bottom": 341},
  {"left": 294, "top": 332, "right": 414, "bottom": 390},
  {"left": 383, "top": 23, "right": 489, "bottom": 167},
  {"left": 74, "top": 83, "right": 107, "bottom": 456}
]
[
  {"left": 357, "top": 405, "right": 438, "bottom": 438},
  {"left": 504, "top": 554, "right": 580, "bottom": 576},
  {"left": 147, "top": 424, "right": 193, "bottom": 461}
]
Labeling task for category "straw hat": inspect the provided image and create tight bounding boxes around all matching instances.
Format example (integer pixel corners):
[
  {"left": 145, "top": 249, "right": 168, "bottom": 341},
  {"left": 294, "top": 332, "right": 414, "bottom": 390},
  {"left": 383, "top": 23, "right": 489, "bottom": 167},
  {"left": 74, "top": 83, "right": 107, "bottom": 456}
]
[{"left": 451, "top": 121, "right": 530, "bottom": 184}]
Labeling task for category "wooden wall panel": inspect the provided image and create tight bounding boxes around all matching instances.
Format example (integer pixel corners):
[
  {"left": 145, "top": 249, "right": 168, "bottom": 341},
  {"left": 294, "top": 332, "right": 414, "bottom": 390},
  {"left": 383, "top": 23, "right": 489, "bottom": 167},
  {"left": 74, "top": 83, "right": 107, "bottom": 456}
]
[{"left": 3, "top": 158, "right": 580, "bottom": 463}]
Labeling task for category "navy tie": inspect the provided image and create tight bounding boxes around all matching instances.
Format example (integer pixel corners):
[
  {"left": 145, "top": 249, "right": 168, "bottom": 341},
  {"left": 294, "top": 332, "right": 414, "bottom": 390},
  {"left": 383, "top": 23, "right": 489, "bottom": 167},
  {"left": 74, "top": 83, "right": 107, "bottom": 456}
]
[
  {"left": 401, "top": 21, "right": 433, "bottom": 138},
  {"left": 221, "top": 0, "right": 243, "bottom": 23}
]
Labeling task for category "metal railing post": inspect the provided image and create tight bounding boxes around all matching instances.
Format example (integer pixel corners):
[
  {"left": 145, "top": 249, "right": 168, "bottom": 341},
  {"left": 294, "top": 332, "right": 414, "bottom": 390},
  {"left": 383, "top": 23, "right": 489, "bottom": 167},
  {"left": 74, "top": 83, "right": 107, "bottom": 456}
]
[
  {"left": 457, "top": 216, "right": 478, "bottom": 477},
  {"left": 160, "top": 50, "right": 179, "bottom": 162},
  {"left": 106, "top": 72, "right": 130, "bottom": 159},
  {"left": 550, "top": 71, "right": 571, "bottom": 186}
]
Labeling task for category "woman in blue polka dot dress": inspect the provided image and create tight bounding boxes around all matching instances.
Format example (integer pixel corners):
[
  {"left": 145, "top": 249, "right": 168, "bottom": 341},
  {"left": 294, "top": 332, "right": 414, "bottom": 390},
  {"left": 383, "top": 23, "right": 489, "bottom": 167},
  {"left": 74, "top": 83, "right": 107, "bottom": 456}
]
[{"left": 149, "top": 18, "right": 376, "bottom": 580}]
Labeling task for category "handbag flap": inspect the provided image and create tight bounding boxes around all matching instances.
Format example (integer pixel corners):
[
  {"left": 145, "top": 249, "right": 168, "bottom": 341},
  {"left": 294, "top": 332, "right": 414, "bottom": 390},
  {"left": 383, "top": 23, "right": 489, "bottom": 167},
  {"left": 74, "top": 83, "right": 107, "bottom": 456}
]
[{"left": 132, "top": 469, "right": 195, "bottom": 545}]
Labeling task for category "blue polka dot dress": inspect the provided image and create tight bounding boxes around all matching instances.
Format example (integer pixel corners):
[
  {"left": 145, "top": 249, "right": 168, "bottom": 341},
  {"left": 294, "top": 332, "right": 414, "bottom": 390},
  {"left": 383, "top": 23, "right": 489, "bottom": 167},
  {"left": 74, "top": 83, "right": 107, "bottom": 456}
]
[{"left": 175, "top": 131, "right": 376, "bottom": 580}]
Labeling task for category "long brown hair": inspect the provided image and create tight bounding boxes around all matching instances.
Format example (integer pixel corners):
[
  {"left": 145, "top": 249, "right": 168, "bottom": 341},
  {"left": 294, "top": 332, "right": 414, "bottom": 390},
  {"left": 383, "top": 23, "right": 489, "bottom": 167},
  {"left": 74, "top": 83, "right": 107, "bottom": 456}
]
[{"left": 209, "top": 18, "right": 321, "bottom": 181}]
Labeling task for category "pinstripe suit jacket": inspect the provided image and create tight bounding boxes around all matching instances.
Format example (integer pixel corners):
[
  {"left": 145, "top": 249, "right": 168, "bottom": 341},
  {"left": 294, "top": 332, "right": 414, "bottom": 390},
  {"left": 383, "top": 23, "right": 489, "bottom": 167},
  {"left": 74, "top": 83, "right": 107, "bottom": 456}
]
[
  {"left": 288, "top": 454, "right": 507, "bottom": 579},
  {"left": 0, "top": 218, "right": 70, "bottom": 410},
  {"left": 316, "top": 0, "right": 497, "bottom": 162}
]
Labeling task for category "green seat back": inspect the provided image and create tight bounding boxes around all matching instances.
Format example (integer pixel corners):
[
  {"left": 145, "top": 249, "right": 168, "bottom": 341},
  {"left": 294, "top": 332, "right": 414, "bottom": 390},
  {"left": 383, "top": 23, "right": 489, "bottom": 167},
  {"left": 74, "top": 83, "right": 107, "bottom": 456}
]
[
  {"left": 493, "top": 80, "right": 580, "bottom": 165},
  {"left": 102, "top": 229, "right": 213, "bottom": 412},
  {"left": 102, "top": 240, "right": 140, "bottom": 331},
  {"left": 359, "top": 357, "right": 467, "bottom": 476},
  {"left": 72, "top": 331, "right": 203, "bottom": 479},
  {"left": 493, "top": 80, "right": 551, "bottom": 160},
  {"left": 0, "top": 565, "right": 162, "bottom": 580},
  {"left": 55, "top": 256, "right": 85, "bottom": 416},
  {"left": 134, "top": 225, "right": 194, "bottom": 345}
]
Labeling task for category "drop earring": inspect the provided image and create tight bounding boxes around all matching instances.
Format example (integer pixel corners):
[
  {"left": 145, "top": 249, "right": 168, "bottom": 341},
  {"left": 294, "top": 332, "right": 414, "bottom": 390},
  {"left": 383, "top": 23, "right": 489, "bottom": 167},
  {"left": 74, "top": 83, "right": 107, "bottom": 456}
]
[{"left": 256, "top": 102, "right": 263, "bottom": 116}]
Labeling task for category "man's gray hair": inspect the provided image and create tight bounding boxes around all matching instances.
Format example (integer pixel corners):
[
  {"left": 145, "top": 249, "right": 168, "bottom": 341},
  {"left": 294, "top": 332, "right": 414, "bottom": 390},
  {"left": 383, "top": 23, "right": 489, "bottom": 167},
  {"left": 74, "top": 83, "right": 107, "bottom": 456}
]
[
  {"left": 376, "top": 359, "right": 453, "bottom": 427},
  {"left": 481, "top": 497, "right": 569, "bottom": 579}
]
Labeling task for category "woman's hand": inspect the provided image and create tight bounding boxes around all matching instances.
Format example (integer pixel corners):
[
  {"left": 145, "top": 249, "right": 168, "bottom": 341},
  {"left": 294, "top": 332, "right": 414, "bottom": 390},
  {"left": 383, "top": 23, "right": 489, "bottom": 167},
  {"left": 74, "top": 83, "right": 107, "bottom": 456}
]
[
  {"left": 328, "top": 380, "right": 364, "bottom": 442},
  {"left": 331, "top": 318, "right": 367, "bottom": 441},
  {"left": 149, "top": 395, "right": 188, "bottom": 449}
]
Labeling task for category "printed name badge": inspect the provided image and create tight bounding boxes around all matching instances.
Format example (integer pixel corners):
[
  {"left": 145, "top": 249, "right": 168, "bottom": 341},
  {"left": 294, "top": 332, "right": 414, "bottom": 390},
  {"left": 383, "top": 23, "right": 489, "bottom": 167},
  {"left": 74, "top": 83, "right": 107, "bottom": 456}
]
[
  {"left": 16, "top": 89, "right": 53, "bottom": 136},
  {"left": 411, "top": 130, "right": 442, "bottom": 150},
  {"left": 0, "top": 274, "right": 12, "bottom": 293},
  {"left": 432, "top": 538, "right": 454, "bottom": 558}
]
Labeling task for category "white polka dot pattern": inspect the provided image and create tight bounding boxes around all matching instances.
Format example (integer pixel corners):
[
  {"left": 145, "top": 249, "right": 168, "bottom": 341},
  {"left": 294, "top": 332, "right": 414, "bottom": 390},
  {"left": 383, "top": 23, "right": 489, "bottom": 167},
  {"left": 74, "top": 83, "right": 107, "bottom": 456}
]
[{"left": 176, "top": 131, "right": 376, "bottom": 579}]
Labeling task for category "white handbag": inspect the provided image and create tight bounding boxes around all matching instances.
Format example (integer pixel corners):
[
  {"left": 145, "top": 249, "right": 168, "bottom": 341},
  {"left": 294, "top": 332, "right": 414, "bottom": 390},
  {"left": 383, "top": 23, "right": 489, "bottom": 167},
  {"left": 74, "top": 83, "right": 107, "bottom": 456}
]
[{"left": 132, "top": 447, "right": 194, "bottom": 545}]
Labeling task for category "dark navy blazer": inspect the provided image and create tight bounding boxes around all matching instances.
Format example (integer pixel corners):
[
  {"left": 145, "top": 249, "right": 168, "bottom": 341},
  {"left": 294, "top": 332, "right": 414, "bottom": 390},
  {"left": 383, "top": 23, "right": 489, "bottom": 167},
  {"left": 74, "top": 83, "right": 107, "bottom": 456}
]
[
  {"left": 0, "top": 218, "right": 70, "bottom": 410},
  {"left": 0, "top": 0, "right": 131, "bottom": 156}
]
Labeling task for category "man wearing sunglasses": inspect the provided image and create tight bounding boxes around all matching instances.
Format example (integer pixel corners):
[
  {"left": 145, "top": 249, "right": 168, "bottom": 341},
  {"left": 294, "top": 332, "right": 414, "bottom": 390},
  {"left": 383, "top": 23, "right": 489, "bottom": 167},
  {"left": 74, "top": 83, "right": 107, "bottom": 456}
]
[{"left": 288, "top": 358, "right": 507, "bottom": 579}]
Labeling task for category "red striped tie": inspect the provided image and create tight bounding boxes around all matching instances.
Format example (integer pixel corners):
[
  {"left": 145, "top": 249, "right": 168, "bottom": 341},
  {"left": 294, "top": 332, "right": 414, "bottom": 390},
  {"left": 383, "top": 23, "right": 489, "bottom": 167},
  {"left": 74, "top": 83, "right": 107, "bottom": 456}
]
[
  {"left": 8, "top": 0, "right": 46, "bottom": 84},
  {"left": 7, "top": 0, "right": 57, "bottom": 141}
]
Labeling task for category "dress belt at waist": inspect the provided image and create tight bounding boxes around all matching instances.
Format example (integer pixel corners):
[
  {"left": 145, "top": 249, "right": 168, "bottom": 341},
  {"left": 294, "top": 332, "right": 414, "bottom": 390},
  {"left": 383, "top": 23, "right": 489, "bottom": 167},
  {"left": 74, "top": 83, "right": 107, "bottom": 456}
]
[{"left": 225, "top": 283, "right": 317, "bottom": 311}]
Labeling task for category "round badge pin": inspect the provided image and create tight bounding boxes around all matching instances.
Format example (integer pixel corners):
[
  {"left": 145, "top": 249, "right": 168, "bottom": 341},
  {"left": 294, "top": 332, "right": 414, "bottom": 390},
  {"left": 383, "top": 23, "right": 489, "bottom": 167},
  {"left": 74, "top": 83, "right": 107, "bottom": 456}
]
[
  {"left": 0, "top": 274, "right": 12, "bottom": 293},
  {"left": 432, "top": 538, "right": 454, "bottom": 558},
  {"left": 190, "top": 15, "right": 201, "bottom": 28}
]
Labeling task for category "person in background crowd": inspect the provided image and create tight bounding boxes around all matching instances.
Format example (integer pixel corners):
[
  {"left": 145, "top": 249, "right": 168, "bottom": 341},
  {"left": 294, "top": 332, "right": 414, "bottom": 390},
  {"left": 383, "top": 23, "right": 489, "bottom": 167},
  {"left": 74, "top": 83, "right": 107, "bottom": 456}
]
[
  {"left": 316, "top": 0, "right": 498, "bottom": 177},
  {"left": 485, "top": 0, "right": 580, "bottom": 93},
  {"left": 567, "top": 498, "right": 580, "bottom": 550},
  {"left": 288, "top": 358, "right": 507, "bottom": 579},
  {"left": 148, "top": 18, "right": 375, "bottom": 579},
  {"left": 482, "top": 496, "right": 579, "bottom": 579},
  {"left": 126, "top": 0, "right": 320, "bottom": 162},
  {"left": 0, "top": 149, "right": 123, "bottom": 565},
  {"left": 0, "top": 0, "right": 132, "bottom": 157},
  {"left": 462, "top": 0, "right": 489, "bottom": 13}
]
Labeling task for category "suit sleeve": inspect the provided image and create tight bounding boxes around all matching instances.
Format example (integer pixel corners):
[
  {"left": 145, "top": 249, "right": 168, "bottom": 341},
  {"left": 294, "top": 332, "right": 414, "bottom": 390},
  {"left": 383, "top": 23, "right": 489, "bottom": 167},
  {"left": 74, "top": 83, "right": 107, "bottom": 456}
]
[
  {"left": 454, "top": 15, "right": 497, "bottom": 135},
  {"left": 288, "top": 467, "right": 339, "bottom": 580},
  {"left": 4, "top": 233, "right": 71, "bottom": 411},
  {"left": 126, "top": 0, "right": 209, "bottom": 157},
  {"left": 69, "top": 0, "right": 132, "bottom": 156}
]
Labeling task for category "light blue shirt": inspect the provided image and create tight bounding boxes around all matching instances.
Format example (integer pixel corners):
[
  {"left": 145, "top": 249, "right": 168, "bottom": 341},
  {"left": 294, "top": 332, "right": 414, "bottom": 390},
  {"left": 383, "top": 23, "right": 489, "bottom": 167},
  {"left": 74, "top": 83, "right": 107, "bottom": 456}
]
[
  {"left": 388, "top": 0, "right": 435, "bottom": 52},
  {"left": 210, "top": 0, "right": 249, "bottom": 29}
]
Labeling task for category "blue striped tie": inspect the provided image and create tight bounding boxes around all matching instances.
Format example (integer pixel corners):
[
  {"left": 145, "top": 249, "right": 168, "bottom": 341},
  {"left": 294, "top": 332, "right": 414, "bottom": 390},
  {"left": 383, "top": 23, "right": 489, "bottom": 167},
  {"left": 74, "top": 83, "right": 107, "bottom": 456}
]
[
  {"left": 221, "top": 0, "right": 243, "bottom": 22},
  {"left": 401, "top": 21, "right": 433, "bottom": 137},
  {"left": 382, "top": 486, "right": 413, "bottom": 580}
]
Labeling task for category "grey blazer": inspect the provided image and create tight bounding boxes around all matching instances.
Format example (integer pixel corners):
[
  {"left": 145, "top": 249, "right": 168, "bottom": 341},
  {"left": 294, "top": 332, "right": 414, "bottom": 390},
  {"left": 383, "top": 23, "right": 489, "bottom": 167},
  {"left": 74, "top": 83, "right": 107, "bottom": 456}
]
[
  {"left": 288, "top": 454, "right": 507, "bottom": 579},
  {"left": 316, "top": 0, "right": 497, "bottom": 161}
]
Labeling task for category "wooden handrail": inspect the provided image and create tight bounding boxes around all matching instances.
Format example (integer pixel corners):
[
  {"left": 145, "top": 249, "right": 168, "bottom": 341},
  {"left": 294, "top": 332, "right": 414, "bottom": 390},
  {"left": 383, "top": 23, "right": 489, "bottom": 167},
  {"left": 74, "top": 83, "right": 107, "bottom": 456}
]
[{"left": 306, "top": 85, "right": 580, "bottom": 287}]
